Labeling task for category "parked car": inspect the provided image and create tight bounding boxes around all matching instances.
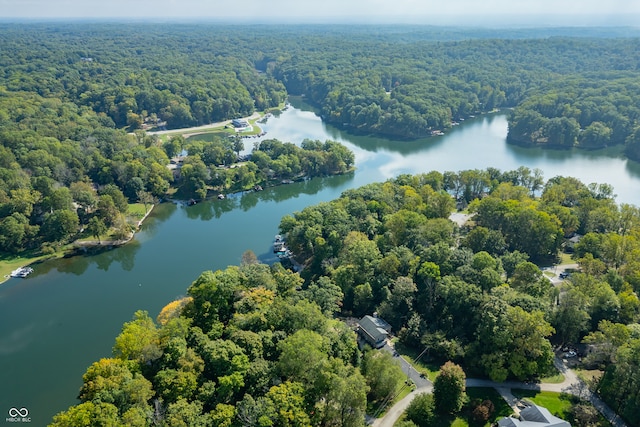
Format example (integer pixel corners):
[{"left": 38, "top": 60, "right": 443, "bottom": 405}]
[
  {"left": 564, "top": 350, "right": 577, "bottom": 358},
  {"left": 559, "top": 272, "right": 569, "bottom": 279}
]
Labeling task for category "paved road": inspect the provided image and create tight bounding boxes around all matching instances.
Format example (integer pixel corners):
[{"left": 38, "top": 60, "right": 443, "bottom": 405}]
[
  {"left": 147, "top": 112, "right": 262, "bottom": 136},
  {"left": 372, "top": 388, "right": 432, "bottom": 427},
  {"left": 370, "top": 343, "right": 434, "bottom": 427},
  {"left": 381, "top": 343, "right": 432, "bottom": 389},
  {"left": 543, "top": 263, "right": 579, "bottom": 285},
  {"left": 371, "top": 347, "right": 628, "bottom": 427}
]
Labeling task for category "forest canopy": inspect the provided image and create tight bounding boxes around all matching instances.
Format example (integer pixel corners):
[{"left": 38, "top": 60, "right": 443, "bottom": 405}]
[
  {"left": 2, "top": 23, "right": 640, "bottom": 254},
  {"left": 51, "top": 170, "right": 640, "bottom": 426}
]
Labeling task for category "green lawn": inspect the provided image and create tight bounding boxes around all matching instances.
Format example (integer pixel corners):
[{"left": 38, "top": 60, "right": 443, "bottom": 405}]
[
  {"left": 576, "top": 369, "right": 604, "bottom": 390},
  {"left": 0, "top": 247, "right": 71, "bottom": 284},
  {"left": 0, "top": 252, "right": 49, "bottom": 282},
  {"left": 539, "top": 371, "right": 565, "bottom": 384},
  {"left": 511, "top": 390, "right": 572, "bottom": 419},
  {"left": 127, "top": 203, "right": 151, "bottom": 220},
  {"left": 558, "top": 252, "right": 574, "bottom": 265}
]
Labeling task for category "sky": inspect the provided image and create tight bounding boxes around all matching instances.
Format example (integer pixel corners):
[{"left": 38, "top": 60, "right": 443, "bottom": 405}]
[{"left": 0, "top": 0, "right": 639, "bottom": 25}]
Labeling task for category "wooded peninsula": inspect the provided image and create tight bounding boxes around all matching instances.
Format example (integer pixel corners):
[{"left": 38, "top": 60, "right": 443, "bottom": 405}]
[
  {"left": 2, "top": 23, "right": 640, "bottom": 256},
  {"left": 50, "top": 170, "right": 640, "bottom": 427}
]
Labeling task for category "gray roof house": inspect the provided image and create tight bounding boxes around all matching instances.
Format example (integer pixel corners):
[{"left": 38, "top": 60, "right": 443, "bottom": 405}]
[
  {"left": 498, "top": 404, "right": 571, "bottom": 427},
  {"left": 356, "top": 315, "right": 392, "bottom": 349}
]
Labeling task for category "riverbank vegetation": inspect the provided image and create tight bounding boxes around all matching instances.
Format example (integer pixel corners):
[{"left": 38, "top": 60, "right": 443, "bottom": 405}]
[
  {"left": 52, "top": 263, "right": 372, "bottom": 426},
  {"left": 507, "top": 75, "right": 640, "bottom": 159},
  {"left": 2, "top": 23, "right": 640, "bottom": 259},
  {"left": 51, "top": 169, "right": 640, "bottom": 426},
  {"left": 176, "top": 137, "right": 355, "bottom": 199}
]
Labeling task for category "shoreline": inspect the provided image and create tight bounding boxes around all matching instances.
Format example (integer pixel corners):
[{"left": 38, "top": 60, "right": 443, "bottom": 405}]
[
  {"left": 1, "top": 104, "right": 285, "bottom": 284},
  {"left": 0, "top": 204, "right": 156, "bottom": 285}
]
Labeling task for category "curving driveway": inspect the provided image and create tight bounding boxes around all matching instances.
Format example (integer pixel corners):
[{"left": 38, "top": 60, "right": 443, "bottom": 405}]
[{"left": 371, "top": 348, "right": 628, "bottom": 427}]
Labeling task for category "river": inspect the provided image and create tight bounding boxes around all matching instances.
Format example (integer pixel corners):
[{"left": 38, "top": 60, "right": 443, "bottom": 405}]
[{"left": 2, "top": 97, "right": 640, "bottom": 425}]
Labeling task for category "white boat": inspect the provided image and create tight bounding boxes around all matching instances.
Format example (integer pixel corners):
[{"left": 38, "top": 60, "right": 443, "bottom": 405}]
[{"left": 10, "top": 267, "right": 33, "bottom": 278}]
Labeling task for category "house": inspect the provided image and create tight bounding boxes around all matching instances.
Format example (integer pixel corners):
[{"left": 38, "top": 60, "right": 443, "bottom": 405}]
[
  {"left": 356, "top": 315, "right": 392, "bottom": 349},
  {"left": 498, "top": 404, "right": 571, "bottom": 427}
]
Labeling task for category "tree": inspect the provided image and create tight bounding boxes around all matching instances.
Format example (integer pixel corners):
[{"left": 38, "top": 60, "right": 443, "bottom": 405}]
[
  {"left": 86, "top": 216, "right": 107, "bottom": 243},
  {"left": 474, "top": 299, "right": 555, "bottom": 381},
  {"left": 510, "top": 261, "right": 552, "bottom": 298},
  {"left": 0, "top": 213, "right": 33, "bottom": 253},
  {"left": 163, "top": 398, "right": 211, "bottom": 427},
  {"left": 315, "top": 359, "right": 368, "bottom": 427},
  {"left": 51, "top": 402, "right": 121, "bottom": 427},
  {"left": 362, "top": 350, "right": 404, "bottom": 402},
  {"left": 100, "top": 184, "right": 129, "bottom": 213},
  {"left": 262, "top": 381, "right": 312, "bottom": 427},
  {"left": 304, "top": 276, "right": 344, "bottom": 316},
  {"left": 113, "top": 310, "right": 161, "bottom": 364},
  {"left": 377, "top": 276, "right": 417, "bottom": 330},
  {"left": 433, "top": 361, "right": 467, "bottom": 414},
  {"left": 582, "top": 320, "right": 631, "bottom": 366},
  {"left": 552, "top": 287, "right": 591, "bottom": 345},
  {"left": 41, "top": 209, "right": 79, "bottom": 242},
  {"left": 405, "top": 393, "right": 435, "bottom": 427},
  {"left": 277, "top": 329, "right": 328, "bottom": 387},
  {"left": 78, "top": 358, "right": 153, "bottom": 413},
  {"left": 97, "top": 194, "right": 120, "bottom": 227},
  {"left": 154, "top": 369, "right": 198, "bottom": 403}
]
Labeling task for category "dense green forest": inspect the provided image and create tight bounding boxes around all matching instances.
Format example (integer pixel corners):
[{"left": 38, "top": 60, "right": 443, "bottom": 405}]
[
  {"left": 507, "top": 74, "right": 640, "bottom": 158},
  {"left": 177, "top": 137, "right": 355, "bottom": 200},
  {"left": 51, "top": 263, "right": 377, "bottom": 426},
  {"left": 2, "top": 23, "right": 640, "bottom": 255},
  {"left": 51, "top": 170, "right": 640, "bottom": 426},
  {"left": 279, "top": 169, "right": 640, "bottom": 424}
]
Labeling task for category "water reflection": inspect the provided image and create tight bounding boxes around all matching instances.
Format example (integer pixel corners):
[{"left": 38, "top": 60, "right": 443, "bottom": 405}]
[
  {"left": 183, "top": 173, "right": 355, "bottom": 221},
  {"left": 32, "top": 239, "right": 143, "bottom": 276}
]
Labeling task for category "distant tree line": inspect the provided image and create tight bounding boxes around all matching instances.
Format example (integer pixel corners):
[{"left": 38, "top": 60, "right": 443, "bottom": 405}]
[
  {"left": 507, "top": 74, "right": 640, "bottom": 160},
  {"left": 2, "top": 23, "right": 640, "bottom": 254}
]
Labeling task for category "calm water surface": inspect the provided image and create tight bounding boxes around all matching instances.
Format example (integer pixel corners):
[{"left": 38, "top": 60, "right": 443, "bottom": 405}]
[{"left": 2, "top": 98, "right": 640, "bottom": 424}]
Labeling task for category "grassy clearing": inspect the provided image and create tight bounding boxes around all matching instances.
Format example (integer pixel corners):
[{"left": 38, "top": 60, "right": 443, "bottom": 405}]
[
  {"left": 392, "top": 340, "right": 441, "bottom": 381},
  {"left": 540, "top": 369, "right": 565, "bottom": 384},
  {"left": 127, "top": 203, "right": 151, "bottom": 219},
  {"left": 0, "top": 247, "right": 72, "bottom": 284},
  {"left": 576, "top": 369, "right": 604, "bottom": 389},
  {"left": 558, "top": 252, "right": 574, "bottom": 265},
  {"left": 0, "top": 252, "right": 50, "bottom": 281},
  {"left": 512, "top": 390, "right": 572, "bottom": 419}
]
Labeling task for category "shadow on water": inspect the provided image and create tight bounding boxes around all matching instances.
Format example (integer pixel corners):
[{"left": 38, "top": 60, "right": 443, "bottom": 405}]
[
  {"left": 25, "top": 203, "right": 181, "bottom": 278},
  {"left": 33, "top": 239, "right": 143, "bottom": 277},
  {"left": 183, "top": 172, "right": 355, "bottom": 221}
]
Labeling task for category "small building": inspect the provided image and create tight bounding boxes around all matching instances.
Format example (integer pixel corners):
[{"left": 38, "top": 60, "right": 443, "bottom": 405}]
[
  {"left": 356, "top": 315, "right": 392, "bottom": 349},
  {"left": 232, "top": 119, "right": 250, "bottom": 128},
  {"left": 498, "top": 404, "right": 571, "bottom": 427}
]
